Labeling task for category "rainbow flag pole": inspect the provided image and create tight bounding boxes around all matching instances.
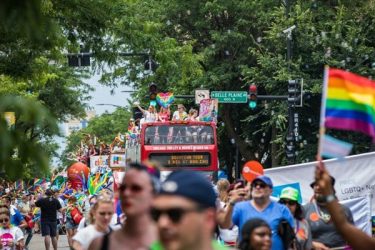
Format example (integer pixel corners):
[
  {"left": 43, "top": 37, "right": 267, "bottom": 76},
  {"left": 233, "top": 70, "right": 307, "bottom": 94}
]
[
  {"left": 318, "top": 66, "right": 375, "bottom": 158},
  {"left": 317, "top": 66, "right": 330, "bottom": 159}
]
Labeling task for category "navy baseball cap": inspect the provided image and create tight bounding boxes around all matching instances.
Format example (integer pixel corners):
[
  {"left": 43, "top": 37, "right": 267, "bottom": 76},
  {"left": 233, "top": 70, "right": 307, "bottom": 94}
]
[
  {"left": 160, "top": 170, "right": 217, "bottom": 208},
  {"left": 252, "top": 175, "right": 273, "bottom": 188}
]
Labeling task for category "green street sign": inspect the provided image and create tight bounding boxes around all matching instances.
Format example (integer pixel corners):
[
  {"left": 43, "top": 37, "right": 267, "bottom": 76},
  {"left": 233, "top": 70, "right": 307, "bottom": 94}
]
[{"left": 211, "top": 91, "right": 248, "bottom": 103}]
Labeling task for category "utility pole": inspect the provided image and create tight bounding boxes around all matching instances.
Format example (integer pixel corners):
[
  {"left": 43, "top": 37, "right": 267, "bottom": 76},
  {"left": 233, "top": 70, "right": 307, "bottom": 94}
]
[{"left": 285, "top": 0, "right": 297, "bottom": 164}]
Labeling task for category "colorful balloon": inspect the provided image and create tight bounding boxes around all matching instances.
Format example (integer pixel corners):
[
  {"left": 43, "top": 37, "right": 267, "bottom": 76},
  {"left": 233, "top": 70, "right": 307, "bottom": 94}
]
[
  {"left": 67, "top": 162, "right": 89, "bottom": 190},
  {"left": 242, "top": 161, "right": 264, "bottom": 182}
]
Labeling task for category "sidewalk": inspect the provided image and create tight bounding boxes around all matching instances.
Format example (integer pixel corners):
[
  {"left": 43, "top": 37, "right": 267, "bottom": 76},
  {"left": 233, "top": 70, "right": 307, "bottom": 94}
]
[{"left": 29, "top": 233, "right": 70, "bottom": 250}]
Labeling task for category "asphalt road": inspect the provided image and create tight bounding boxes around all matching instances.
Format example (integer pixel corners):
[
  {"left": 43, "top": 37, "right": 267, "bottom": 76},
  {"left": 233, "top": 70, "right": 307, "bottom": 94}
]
[{"left": 28, "top": 233, "right": 70, "bottom": 250}]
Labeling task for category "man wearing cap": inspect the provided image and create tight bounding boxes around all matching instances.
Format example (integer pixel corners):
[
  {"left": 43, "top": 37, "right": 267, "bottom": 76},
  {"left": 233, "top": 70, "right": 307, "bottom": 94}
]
[
  {"left": 304, "top": 176, "right": 353, "bottom": 249},
  {"left": 220, "top": 175, "right": 294, "bottom": 250},
  {"left": 150, "top": 170, "right": 228, "bottom": 250},
  {"left": 35, "top": 189, "right": 64, "bottom": 250}
]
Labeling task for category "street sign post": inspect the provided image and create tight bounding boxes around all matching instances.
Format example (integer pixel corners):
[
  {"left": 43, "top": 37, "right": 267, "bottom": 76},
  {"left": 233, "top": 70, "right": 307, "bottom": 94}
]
[{"left": 211, "top": 91, "right": 248, "bottom": 103}]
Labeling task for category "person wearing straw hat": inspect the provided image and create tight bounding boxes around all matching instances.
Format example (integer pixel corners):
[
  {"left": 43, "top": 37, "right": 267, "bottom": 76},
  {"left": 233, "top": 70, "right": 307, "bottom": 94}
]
[
  {"left": 304, "top": 175, "right": 353, "bottom": 249},
  {"left": 279, "top": 187, "right": 312, "bottom": 250}
]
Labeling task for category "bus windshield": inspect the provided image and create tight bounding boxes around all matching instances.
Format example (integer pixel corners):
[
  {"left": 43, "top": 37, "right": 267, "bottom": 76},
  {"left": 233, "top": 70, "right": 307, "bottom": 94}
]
[{"left": 144, "top": 124, "right": 214, "bottom": 145}]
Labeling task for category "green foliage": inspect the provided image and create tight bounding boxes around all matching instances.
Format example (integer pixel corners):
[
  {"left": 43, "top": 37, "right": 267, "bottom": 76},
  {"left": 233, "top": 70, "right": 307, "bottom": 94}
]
[
  {"left": 0, "top": 95, "right": 58, "bottom": 180},
  {"left": 61, "top": 107, "right": 132, "bottom": 168},
  {"left": 104, "top": 0, "right": 375, "bottom": 168}
]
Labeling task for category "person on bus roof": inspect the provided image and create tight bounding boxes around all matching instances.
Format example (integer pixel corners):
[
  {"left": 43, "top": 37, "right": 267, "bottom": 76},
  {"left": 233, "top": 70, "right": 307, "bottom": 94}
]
[
  {"left": 171, "top": 104, "right": 188, "bottom": 143},
  {"left": 157, "top": 106, "right": 171, "bottom": 144},
  {"left": 136, "top": 104, "right": 158, "bottom": 144}
]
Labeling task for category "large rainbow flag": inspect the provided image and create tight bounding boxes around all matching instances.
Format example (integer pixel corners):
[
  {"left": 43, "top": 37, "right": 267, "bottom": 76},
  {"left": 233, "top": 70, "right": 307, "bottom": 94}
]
[{"left": 324, "top": 68, "right": 375, "bottom": 139}]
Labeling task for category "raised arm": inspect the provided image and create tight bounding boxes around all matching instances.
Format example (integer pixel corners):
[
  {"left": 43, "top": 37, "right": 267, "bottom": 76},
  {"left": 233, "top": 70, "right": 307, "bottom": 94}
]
[
  {"left": 315, "top": 161, "right": 375, "bottom": 250},
  {"left": 136, "top": 104, "right": 146, "bottom": 114}
]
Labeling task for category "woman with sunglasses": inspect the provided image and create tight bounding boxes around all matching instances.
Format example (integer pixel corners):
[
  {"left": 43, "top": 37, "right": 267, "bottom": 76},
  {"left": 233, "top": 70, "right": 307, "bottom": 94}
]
[
  {"left": 72, "top": 196, "right": 114, "bottom": 250},
  {"left": 278, "top": 187, "right": 312, "bottom": 250},
  {"left": 0, "top": 208, "right": 24, "bottom": 250},
  {"left": 239, "top": 218, "right": 272, "bottom": 250}
]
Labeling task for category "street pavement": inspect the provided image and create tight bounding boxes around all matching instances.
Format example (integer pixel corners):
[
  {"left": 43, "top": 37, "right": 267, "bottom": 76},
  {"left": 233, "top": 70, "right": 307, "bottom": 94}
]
[{"left": 29, "top": 233, "right": 70, "bottom": 250}]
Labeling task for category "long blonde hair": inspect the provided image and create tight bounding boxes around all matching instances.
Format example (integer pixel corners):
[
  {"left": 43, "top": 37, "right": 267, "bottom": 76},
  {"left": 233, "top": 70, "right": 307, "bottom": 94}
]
[{"left": 217, "top": 179, "right": 230, "bottom": 202}]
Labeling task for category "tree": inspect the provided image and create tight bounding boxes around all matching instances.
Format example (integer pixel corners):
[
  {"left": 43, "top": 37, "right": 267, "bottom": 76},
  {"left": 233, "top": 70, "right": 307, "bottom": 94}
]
[
  {"left": 61, "top": 107, "right": 132, "bottom": 168},
  {"left": 0, "top": 0, "right": 125, "bottom": 178},
  {"left": 103, "top": 0, "right": 375, "bottom": 170}
]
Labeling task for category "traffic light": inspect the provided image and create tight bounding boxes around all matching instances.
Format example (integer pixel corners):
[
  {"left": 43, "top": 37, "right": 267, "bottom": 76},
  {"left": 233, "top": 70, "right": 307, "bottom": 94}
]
[
  {"left": 144, "top": 58, "right": 158, "bottom": 72},
  {"left": 248, "top": 84, "right": 257, "bottom": 109},
  {"left": 67, "top": 45, "right": 90, "bottom": 67},
  {"left": 288, "top": 79, "right": 303, "bottom": 107},
  {"left": 149, "top": 82, "right": 158, "bottom": 104}
]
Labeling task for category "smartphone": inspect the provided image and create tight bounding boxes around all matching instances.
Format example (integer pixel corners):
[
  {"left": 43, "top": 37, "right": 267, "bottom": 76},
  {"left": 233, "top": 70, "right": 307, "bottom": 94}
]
[{"left": 235, "top": 179, "right": 245, "bottom": 189}]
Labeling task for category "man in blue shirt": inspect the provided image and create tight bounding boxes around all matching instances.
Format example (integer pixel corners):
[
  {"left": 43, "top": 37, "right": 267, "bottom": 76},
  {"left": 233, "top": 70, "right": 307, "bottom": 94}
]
[
  {"left": 2, "top": 196, "right": 27, "bottom": 228},
  {"left": 220, "top": 176, "right": 294, "bottom": 250}
]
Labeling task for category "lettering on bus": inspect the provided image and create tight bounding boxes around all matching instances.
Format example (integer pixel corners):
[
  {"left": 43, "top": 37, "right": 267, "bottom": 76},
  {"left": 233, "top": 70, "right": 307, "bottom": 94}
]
[
  {"left": 149, "top": 153, "right": 211, "bottom": 167},
  {"left": 148, "top": 145, "right": 210, "bottom": 151}
]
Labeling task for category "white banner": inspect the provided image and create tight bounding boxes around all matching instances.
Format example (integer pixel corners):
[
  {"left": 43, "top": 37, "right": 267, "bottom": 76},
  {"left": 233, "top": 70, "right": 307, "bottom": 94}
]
[
  {"left": 265, "top": 152, "right": 375, "bottom": 233},
  {"left": 90, "top": 155, "right": 110, "bottom": 174},
  {"left": 341, "top": 195, "right": 372, "bottom": 235},
  {"left": 110, "top": 154, "right": 126, "bottom": 168}
]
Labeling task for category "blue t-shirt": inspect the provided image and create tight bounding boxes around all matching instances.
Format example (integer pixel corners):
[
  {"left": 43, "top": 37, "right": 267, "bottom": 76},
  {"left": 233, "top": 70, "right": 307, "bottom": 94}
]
[
  {"left": 10, "top": 207, "right": 24, "bottom": 226},
  {"left": 232, "top": 200, "right": 294, "bottom": 250}
]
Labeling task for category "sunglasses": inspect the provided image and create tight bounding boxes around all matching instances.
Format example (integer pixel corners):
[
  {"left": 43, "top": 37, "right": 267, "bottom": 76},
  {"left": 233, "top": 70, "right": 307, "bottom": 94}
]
[
  {"left": 0, "top": 218, "right": 9, "bottom": 223},
  {"left": 251, "top": 182, "right": 267, "bottom": 189},
  {"left": 279, "top": 199, "right": 297, "bottom": 206},
  {"left": 150, "top": 207, "right": 203, "bottom": 224},
  {"left": 118, "top": 184, "right": 143, "bottom": 193}
]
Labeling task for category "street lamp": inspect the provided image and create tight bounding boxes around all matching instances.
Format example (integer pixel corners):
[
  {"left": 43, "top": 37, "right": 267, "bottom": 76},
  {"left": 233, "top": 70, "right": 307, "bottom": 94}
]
[{"left": 96, "top": 103, "right": 124, "bottom": 108}]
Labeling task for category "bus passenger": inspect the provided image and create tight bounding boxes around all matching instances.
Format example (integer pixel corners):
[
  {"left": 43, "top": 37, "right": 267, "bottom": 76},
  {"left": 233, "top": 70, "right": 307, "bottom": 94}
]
[
  {"left": 186, "top": 108, "right": 199, "bottom": 143},
  {"left": 157, "top": 106, "right": 171, "bottom": 144},
  {"left": 172, "top": 104, "right": 187, "bottom": 143},
  {"left": 136, "top": 104, "right": 158, "bottom": 144}
]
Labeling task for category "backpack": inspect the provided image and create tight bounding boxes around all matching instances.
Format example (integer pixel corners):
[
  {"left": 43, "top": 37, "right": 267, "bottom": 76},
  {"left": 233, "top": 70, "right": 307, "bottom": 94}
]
[{"left": 70, "top": 207, "right": 83, "bottom": 225}]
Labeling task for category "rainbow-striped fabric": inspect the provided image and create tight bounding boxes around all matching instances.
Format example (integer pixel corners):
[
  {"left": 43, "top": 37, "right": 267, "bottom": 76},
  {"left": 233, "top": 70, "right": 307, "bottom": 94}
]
[{"left": 325, "top": 68, "right": 375, "bottom": 139}]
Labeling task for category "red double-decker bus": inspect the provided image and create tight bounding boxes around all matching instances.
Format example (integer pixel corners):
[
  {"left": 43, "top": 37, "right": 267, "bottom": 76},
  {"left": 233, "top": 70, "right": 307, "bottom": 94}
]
[{"left": 125, "top": 121, "right": 218, "bottom": 173}]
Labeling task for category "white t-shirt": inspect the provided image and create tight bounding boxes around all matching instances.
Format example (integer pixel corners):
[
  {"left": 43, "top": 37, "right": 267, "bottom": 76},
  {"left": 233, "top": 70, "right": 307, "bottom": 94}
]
[
  {"left": 218, "top": 201, "right": 238, "bottom": 245},
  {"left": 73, "top": 225, "right": 108, "bottom": 250},
  {"left": 0, "top": 226, "right": 24, "bottom": 250},
  {"left": 172, "top": 111, "right": 187, "bottom": 121},
  {"left": 144, "top": 111, "right": 157, "bottom": 122}
]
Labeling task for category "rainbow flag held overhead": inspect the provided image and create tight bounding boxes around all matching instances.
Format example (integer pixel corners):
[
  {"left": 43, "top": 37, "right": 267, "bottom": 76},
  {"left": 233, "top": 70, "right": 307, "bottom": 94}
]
[{"left": 324, "top": 68, "right": 375, "bottom": 139}]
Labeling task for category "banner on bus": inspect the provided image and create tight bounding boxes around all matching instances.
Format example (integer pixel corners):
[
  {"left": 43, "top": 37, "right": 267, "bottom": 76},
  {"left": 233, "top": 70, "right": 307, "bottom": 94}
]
[{"left": 265, "top": 152, "right": 375, "bottom": 215}]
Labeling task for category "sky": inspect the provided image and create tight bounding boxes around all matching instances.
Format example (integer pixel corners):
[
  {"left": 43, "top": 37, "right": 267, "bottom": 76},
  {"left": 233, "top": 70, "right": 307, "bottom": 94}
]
[{"left": 53, "top": 73, "right": 133, "bottom": 166}]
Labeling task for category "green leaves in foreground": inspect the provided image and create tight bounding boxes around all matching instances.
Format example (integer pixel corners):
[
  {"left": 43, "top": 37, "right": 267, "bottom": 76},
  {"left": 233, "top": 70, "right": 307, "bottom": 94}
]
[{"left": 0, "top": 95, "right": 58, "bottom": 179}]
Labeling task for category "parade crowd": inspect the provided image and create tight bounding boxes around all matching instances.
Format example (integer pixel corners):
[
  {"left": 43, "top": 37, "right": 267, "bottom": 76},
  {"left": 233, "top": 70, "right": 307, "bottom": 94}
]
[{"left": 0, "top": 160, "right": 373, "bottom": 250}]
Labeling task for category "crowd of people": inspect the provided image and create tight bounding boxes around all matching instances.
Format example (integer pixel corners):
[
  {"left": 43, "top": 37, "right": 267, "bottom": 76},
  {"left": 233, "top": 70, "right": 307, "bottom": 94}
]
[{"left": 0, "top": 160, "right": 373, "bottom": 250}]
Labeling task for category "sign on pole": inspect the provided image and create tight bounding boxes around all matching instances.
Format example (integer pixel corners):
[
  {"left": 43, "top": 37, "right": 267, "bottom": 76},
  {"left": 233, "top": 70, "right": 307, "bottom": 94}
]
[
  {"left": 195, "top": 89, "right": 210, "bottom": 104},
  {"left": 211, "top": 91, "right": 248, "bottom": 103}
]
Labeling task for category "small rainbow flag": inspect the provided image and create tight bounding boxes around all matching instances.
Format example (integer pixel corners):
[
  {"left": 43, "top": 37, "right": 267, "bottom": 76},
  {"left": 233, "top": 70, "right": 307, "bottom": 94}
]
[
  {"left": 14, "top": 180, "right": 24, "bottom": 190},
  {"left": 324, "top": 68, "right": 375, "bottom": 139}
]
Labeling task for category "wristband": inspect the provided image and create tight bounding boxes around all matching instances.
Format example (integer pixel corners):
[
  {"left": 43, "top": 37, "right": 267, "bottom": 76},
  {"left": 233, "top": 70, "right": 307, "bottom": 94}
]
[{"left": 320, "top": 194, "right": 336, "bottom": 204}]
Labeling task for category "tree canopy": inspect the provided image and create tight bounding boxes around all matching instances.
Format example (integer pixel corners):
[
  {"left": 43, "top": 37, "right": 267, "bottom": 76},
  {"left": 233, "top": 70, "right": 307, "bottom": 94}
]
[{"left": 2, "top": 0, "right": 375, "bottom": 178}]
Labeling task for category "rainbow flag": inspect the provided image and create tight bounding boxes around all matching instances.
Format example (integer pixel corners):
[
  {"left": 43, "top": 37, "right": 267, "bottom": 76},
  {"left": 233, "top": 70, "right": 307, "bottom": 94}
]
[
  {"left": 324, "top": 68, "right": 375, "bottom": 139},
  {"left": 14, "top": 180, "right": 24, "bottom": 190}
]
